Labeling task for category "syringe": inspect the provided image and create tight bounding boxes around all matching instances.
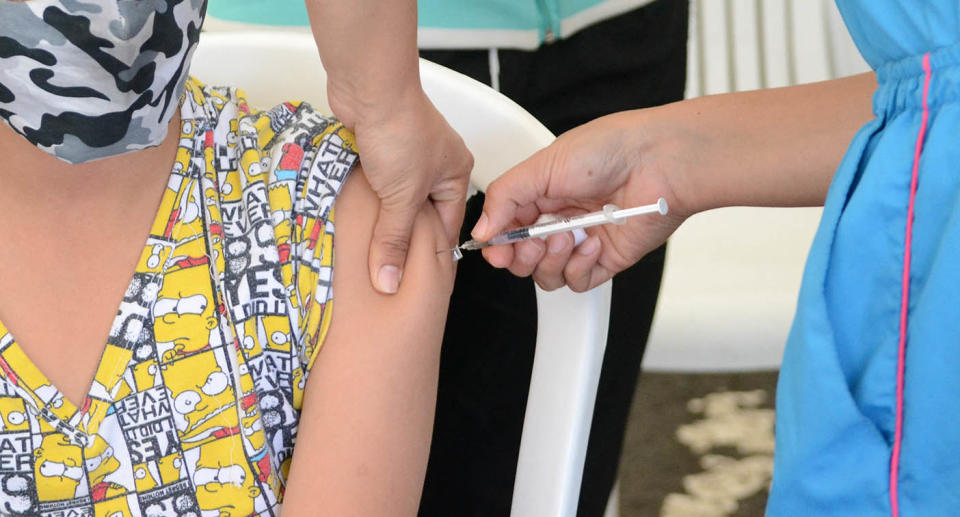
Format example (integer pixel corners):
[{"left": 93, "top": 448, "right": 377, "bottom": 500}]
[{"left": 449, "top": 198, "right": 668, "bottom": 260}]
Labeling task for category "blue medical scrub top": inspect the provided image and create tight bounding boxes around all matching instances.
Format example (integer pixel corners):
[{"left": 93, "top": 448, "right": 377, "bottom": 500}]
[{"left": 770, "top": 1, "right": 960, "bottom": 515}]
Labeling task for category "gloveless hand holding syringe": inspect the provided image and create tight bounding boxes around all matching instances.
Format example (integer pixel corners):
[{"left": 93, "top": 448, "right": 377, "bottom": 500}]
[{"left": 443, "top": 197, "right": 669, "bottom": 260}]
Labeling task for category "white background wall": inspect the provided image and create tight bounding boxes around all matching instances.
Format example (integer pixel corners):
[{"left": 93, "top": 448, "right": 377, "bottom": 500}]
[
  {"left": 642, "top": 0, "right": 869, "bottom": 372},
  {"left": 685, "top": 0, "right": 869, "bottom": 98}
]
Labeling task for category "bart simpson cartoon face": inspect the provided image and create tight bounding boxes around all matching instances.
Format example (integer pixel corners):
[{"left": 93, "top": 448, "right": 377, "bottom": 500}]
[
  {"left": 35, "top": 434, "right": 83, "bottom": 501},
  {"left": 170, "top": 185, "right": 207, "bottom": 250},
  {"left": 240, "top": 319, "right": 265, "bottom": 359},
  {"left": 268, "top": 182, "right": 293, "bottom": 214},
  {"left": 268, "top": 183, "right": 294, "bottom": 251},
  {"left": 157, "top": 453, "right": 186, "bottom": 485},
  {"left": 155, "top": 265, "right": 218, "bottom": 361},
  {"left": 165, "top": 352, "right": 238, "bottom": 449},
  {"left": 191, "top": 437, "right": 261, "bottom": 516},
  {"left": 291, "top": 367, "right": 307, "bottom": 410},
  {"left": 281, "top": 263, "right": 298, "bottom": 309},
  {"left": 220, "top": 170, "right": 244, "bottom": 203},
  {"left": 204, "top": 187, "right": 225, "bottom": 265},
  {"left": 133, "top": 461, "right": 160, "bottom": 493},
  {"left": 238, "top": 148, "right": 264, "bottom": 186},
  {"left": 33, "top": 384, "right": 65, "bottom": 412},
  {"left": 0, "top": 397, "right": 29, "bottom": 432},
  {"left": 260, "top": 316, "right": 292, "bottom": 353},
  {"left": 236, "top": 364, "right": 265, "bottom": 452},
  {"left": 138, "top": 242, "right": 174, "bottom": 275},
  {"left": 84, "top": 435, "right": 121, "bottom": 488},
  {"left": 205, "top": 187, "right": 223, "bottom": 221},
  {"left": 131, "top": 361, "right": 160, "bottom": 394}
]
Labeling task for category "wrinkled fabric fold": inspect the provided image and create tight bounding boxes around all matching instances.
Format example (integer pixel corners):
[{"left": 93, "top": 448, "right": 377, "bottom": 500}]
[{"left": 769, "top": 3, "right": 960, "bottom": 515}]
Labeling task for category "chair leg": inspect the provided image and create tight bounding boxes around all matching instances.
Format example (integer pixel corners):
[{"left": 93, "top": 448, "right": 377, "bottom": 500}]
[{"left": 603, "top": 480, "right": 620, "bottom": 517}]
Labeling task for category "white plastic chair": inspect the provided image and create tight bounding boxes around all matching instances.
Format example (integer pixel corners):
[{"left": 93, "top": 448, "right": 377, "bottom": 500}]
[
  {"left": 190, "top": 31, "right": 613, "bottom": 517},
  {"left": 685, "top": 0, "right": 868, "bottom": 98}
]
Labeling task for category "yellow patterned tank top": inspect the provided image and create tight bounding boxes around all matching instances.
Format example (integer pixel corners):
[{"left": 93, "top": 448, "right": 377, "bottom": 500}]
[{"left": 0, "top": 78, "right": 358, "bottom": 517}]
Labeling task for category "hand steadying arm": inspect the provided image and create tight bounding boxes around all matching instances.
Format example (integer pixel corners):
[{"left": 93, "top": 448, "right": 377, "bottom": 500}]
[{"left": 306, "top": 0, "right": 473, "bottom": 294}]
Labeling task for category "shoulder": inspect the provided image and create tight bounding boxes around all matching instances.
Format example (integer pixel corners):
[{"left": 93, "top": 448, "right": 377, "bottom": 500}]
[
  {"left": 253, "top": 101, "right": 359, "bottom": 219},
  {"left": 181, "top": 77, "right": 359, "bottom": 216},
  {"left": 181, "top": 76, "right": 357, "bottom": 160}
]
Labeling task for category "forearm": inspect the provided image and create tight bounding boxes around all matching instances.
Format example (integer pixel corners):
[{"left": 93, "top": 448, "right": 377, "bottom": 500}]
[
  {"left": 305, "top": 0, "right": 421, "bottom": 130},
  {"left": 648, "top": 72, "right": 877, "bottom": 213}
]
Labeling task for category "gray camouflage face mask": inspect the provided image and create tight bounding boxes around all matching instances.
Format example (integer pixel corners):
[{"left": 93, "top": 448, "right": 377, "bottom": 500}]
[{"left": 0, "top": 0, "right": 206, "bottom": 164}]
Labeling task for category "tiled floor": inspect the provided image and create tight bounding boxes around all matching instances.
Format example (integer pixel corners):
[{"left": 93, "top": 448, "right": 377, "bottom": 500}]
[{"left": 617, "top": 371, "right": 779, "bottom": 517}]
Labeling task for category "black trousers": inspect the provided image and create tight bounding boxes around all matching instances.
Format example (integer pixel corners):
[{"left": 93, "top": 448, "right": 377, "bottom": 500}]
[{"left": 418, "top": 2, "right": 688, "bottom": 515}]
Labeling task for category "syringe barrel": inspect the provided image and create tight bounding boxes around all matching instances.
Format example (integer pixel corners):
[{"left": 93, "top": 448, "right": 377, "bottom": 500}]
[
  {"left": 486, "top": 217, "right": 583, "bottom": 245},
  {"left": 525, "top": 210, "right": 613, "bottom": 239},
  {"left": 487, "top": 227, "right": 531, "bottom": 246},
  {"left": 482, "top": 200, "right": 663, "bottom": 247}
]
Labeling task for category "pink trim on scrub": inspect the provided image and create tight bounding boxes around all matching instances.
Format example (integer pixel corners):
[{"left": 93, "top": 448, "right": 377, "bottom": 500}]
[{"left": 890, "top": 51, "right": 932, "bottom": 517}]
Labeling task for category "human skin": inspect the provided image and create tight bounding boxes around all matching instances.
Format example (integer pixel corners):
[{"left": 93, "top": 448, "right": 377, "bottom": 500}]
[
  {"left": 306, "top": 0, "right": 473, "bottom": 295},
  {"left": 0, "top": 110, "right": 453, "bottom": 517},
  {"left": 13, "top": 0, "right": 471, "bottom": 299},
  {"left": 0, "top": 114, "right": 184, "bottom": 407},
  {"left": 472, "top": 72, "right": 878, "bottom": 291},
  {"left": 282, "top": 172, "right": 454, "bottom": 516},
  {"left": 2, "top": 2, "right": 457, "bottom": 512}
]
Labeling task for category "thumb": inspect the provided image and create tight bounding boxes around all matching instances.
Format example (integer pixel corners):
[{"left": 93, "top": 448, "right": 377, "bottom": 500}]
[
  {"left": 369, "top": 202, "right": 418, "bottom": 294},
  {"left": 473, "top": 150, "right": 552, "bottom": 241},
  {"left": 432, "top": 196, "right": 466, "bottom": 247}
]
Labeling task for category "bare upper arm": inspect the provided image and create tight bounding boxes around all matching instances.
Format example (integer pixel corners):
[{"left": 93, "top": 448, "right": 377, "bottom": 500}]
[{"left": 281, "top": 166, "right": 455, "bottom": 515}]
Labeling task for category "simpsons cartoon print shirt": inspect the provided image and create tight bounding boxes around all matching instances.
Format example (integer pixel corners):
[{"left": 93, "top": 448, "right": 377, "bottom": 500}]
[{"left": 0, "top": 78, "right": 358, "bottom": 517}]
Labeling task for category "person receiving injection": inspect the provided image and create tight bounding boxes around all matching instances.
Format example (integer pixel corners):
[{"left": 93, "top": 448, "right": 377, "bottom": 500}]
[{"left": 473, "top": 1, "right": 960, "bottom": 515}]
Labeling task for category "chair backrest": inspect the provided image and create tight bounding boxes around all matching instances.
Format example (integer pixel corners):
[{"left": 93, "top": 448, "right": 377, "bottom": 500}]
[
  {"left": 685, "top": 0, "right": 869, "bottom": 98},
  {"left": 190, "top": 31, "right": 612, "bottom": 517}
]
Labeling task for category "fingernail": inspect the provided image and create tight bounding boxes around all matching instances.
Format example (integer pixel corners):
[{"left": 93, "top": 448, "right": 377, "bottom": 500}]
[
  {"left": 518, "top": 241, "right": 542, "bottom": 264},
  {"left": 576, "top": 236, "right": 600, "bottom": 256},
  {"left": 548, "top": 234, "right": 570, "bottom": 254},
  {"left": 472, "top": 212, "right": 489, "bottom": 239},
  {"left": 377, "top": 265, "right": 401, "bottom": 294}
]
